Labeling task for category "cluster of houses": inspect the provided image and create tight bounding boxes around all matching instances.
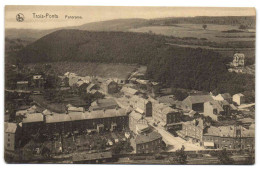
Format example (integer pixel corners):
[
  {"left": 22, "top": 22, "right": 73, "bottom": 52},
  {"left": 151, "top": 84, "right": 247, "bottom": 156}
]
[
  {"left": 178, "top": 91, "right": 254, "bottom": 150},
  {"left": 5, "top": 69, "right": 254, "bottom": 155}
]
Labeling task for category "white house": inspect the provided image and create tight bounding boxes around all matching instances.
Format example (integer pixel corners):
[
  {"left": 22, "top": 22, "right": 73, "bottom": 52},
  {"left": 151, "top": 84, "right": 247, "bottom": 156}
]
[{"left": 233, "top": 93, "right": 245, "bottom": 105}]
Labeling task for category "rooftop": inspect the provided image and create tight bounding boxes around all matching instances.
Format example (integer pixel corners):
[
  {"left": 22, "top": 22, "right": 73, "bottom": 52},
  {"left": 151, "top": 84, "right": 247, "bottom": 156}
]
[
  {"left": 135, "top": 131, "right": 162, "bottom": 144},
  {"left": 204, "top": 125, "right": 254, "bottom": 138},
  {"left": 121, "top": 86, "right": 138, "bottom": 95},
  {"left": 183, "top": 95, "right": 214, "bottom": 105},
  {"left": 46, "top": 114, "right": 71, "bottom": 123},
  {"left": 5, "top": 122, "right": 17, "bottom": 133},
  {"left": 22, "top": 113, "right": 44, "bottom": 123}
]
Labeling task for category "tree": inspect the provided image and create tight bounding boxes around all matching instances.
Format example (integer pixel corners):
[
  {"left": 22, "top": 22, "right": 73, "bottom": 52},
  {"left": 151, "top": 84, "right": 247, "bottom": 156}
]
[
  {"left": 217, "top": 149, "right": 234, "bottom": 164},
  {"left": 202, "top": 24, "right": 207, "bottom": 30},
  {"left": 41, "top": 146, "right": 51, "bottom": 158},
  {"left": 175, "top": 145, "right": 187, "bottom": 164}
]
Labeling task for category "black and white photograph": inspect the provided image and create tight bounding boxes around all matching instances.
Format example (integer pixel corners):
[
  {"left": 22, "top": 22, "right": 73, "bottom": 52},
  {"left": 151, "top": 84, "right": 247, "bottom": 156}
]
[{"left": 4, "top": 5, "right": 256, "bottom": 165}]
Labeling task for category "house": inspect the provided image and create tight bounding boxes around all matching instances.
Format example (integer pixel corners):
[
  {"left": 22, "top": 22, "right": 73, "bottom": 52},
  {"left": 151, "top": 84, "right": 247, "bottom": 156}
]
[
  {"left": 203, "top": 125, "right": 254, "bottom": 150},
  {"left": 233, "top": 93, "right": 245, "bottom": 105},
  {"left": 89, "top": 98, "right": 119, "bottom": 111},
  {"left": 129, "top": 95, "right": 152, "bottom": 117},
  {"left": 177, "top": 119, "right": 204, "bottom": 143},
  {"left": 129, "top": 110, "right": 149, "bottom": 134},
  {"left": 83, "top": 108, "right": 129, "bottom": 132},
  {"left": 182, "top": 95, "right": 214, "bottom": 112},
  {"left": 102, "top": 79, "right": 118, "bottom": 94},
  {"left": 203, "top": 101, "right": 224, "bottom": 121},
  {"left": 134, "top": 131, "right": 163, "bottom": 154},
  {"left": 214, "top": 93, "right": 232, "bottom": 103},
  {"left": 232, "top": 53, "right": 245, "bottom": 67},
  {"left": 16, "top": 81, "right": 29, "bottom": 91},
  {"left": 72, "top": 151, "right": 113, "bottom": 164},
  {"left": 32, "top": 75, "right": 45, "bottom": 88},
  {"left": 121, "top": 86, "right": 138, "bottom": 96},
  {"left": 5, "top": 122, "right": 21, "bottom": 151},
  {"left": 152, "top": 101, "right": 182, "bottom": 130}
]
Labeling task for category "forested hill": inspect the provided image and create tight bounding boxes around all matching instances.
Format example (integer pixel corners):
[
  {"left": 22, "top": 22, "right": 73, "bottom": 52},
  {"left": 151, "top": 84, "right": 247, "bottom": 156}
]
[
  {"left": 17, "top": 29, "right": 166, "bottom": 64},
  {"left": 17, "top": 29, "right": 254, "bottom": 95}
]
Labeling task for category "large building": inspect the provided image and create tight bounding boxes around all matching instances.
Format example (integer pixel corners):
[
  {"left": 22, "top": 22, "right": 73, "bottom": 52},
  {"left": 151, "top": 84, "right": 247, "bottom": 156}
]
[
  {"left": 22, "top": 113, "right": 44, "bottom": 136},
  {"left": 177, "top": 119, "right": 204, "bottom": 143},
  {"left": 204, "top": 101, "right": 224, "bottom": 121},
  {"left": 134, "top": 131, "right": 163, "bottom": 154},
  {"left": 151, "top": 99, "right": 182, "bottom": 130},
  {"left": 129, "top": 110, "right": 149, "bottom": 134},
  {"left": 232, "top": 53, "right": 245, "bottom": 67},
  {"left": 182, "top": 95, "right": 214, "bottom": 112},
  {"left": 129, "top": 95, "right": 152, "bottom": 117},
  {"left": 203, "top": 125, "right": 254, "bottom": 150},
  {"left": 89, "top": 98, "right": 119, "bottom": 111},
  {"left": 5, "top": 123, "right": 21, "bottom": 151},
  {"left": 43, "top": 108, "right": 129, "bottom": 135}
]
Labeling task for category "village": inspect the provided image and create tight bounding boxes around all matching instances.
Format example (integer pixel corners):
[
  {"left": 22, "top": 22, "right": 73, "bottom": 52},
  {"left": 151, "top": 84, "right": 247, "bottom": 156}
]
[{"left": 4, "top": 53, "right": 255, "bottom": 164}]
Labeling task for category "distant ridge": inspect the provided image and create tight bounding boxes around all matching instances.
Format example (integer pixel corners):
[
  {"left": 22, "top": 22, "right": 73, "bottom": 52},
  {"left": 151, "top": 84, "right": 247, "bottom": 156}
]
[{"left": 5, "top": 16, "right": 255, "bottom": 40}]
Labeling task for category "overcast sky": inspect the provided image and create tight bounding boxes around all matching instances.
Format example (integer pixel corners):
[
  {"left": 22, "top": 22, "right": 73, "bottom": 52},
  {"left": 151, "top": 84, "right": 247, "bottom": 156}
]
[{"left": 5, "top": 6, "right": 256, "bottom": 29}]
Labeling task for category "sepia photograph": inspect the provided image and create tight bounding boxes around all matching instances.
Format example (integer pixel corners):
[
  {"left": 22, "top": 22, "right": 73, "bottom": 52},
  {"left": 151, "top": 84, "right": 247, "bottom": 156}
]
[{"left": 4, "top": 6, "right": 255, "bottom": 165}]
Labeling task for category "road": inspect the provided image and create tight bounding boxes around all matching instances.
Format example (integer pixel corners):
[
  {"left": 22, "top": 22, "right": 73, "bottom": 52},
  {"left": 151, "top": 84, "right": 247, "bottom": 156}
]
[
  {"left": 145, "top": 117, "right": 205, "bottom": 151},
  {"left": 237, "top": 103, "right": 255, "bottom": 110}
]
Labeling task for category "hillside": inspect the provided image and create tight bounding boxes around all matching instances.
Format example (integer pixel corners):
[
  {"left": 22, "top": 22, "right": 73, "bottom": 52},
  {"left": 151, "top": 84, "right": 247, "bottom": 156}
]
[
  {"left": 15, "top": 29, "right": 254, "bottom": 96},
  {"left": 17, "top": 29, "right": 165, "bottom": 64},
  {"left": 5, "top": 18, "right": 149, "bottom": 41},
  {"left": 5, "top": 16, "right": 255, "bottom": 40}
]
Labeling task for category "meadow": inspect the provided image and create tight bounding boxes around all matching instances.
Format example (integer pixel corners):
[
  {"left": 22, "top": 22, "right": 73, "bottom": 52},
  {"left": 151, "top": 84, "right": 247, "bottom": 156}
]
[
  {"left": 27, "top": 62, "right": 138, "bottom": 79},
  {"left": 129, "top": 24, "right": 255, "bottom": 43}
]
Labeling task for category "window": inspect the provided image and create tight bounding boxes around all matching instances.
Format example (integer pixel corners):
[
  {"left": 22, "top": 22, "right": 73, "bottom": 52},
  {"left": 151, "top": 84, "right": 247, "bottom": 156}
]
[{"left": 7, "top": 144, "right": 10, "bottom": 147}]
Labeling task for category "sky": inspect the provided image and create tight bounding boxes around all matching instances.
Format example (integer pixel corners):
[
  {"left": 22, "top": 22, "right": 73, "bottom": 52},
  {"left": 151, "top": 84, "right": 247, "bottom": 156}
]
[{"left": 5, "top": 6, "right": 256, "bottom": 29}]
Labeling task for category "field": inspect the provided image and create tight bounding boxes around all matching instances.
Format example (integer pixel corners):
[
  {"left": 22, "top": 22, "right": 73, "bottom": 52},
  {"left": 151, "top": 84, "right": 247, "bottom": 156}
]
[
  {"left": 27, "top": 62, "right": 139, "bottom": 79},
  {"left": 129, "top": 24, "right": 255, "bottom": 43},
  {"left": 130, "top": 24, "right": 255, "bottom": 59}
]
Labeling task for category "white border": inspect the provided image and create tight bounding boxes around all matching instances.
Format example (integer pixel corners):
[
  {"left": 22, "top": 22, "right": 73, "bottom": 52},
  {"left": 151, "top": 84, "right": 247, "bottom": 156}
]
[{"left": 0, "top": 1, "right": 259, "bottom": 170}]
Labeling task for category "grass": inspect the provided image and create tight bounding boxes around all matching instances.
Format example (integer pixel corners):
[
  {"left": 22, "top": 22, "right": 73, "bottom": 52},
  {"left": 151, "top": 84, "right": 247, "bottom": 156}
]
[
  {"left": 129, "top": 24, "right": 255, "bottom": 43},
  {"left": 27, "top": 62, "right": 138, "bottom": 79}
]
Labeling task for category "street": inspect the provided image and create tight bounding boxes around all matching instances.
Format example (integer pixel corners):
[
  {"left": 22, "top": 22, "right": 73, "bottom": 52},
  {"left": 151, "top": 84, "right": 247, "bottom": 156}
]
[{"left": 145, "top": 117, "right": 205, "bottom": 151}]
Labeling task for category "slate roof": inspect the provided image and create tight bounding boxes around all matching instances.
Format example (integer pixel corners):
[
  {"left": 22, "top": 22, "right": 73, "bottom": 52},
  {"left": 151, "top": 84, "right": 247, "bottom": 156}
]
[
  {"left": 46, "top": 114, "right": 71, "bottom": 123},
  {"left": 121, "top": 87, "right": 138, "bottom": 95},
  {"left": 135, "top": 131, "right": 162, "bottom": 144},
  {"left": 5, "top": 122, "right": 17, "bottom": 133},
  {"left": 183, "top": 95, "right": 214, "bottom": 105},
  {"left": 204, "top": 125, "right": 254, "bottom": 138},
  {"left": 129, "top": 110, "right": 143, "bottom": 121},
  {"left": 22, "top": 113, "right": 44, "bottom": 123}
]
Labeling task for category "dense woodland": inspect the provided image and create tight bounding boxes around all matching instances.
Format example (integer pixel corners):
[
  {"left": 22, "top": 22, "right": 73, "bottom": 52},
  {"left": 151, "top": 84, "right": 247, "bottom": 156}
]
[{"left": 14, "top": 30, "right": 255, "bottom": 100}]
